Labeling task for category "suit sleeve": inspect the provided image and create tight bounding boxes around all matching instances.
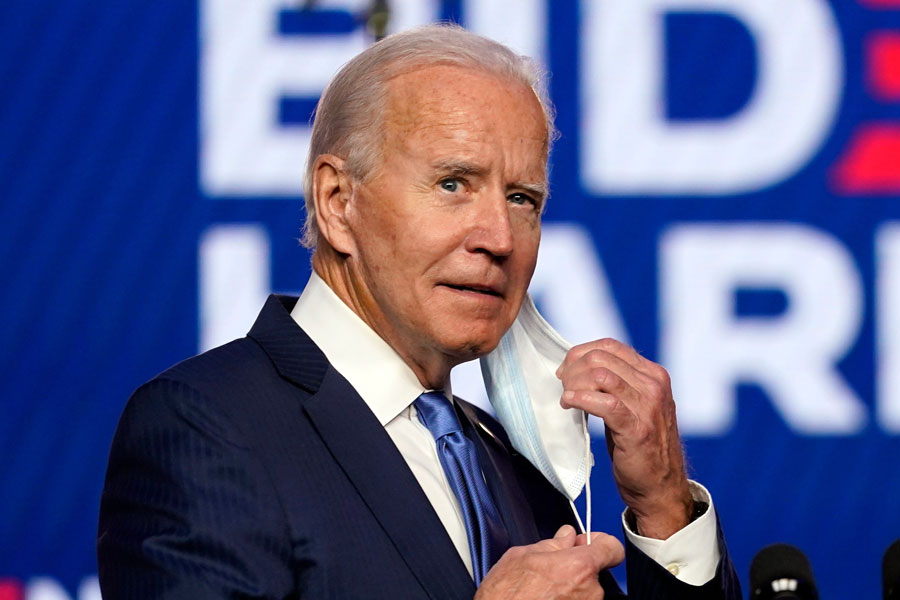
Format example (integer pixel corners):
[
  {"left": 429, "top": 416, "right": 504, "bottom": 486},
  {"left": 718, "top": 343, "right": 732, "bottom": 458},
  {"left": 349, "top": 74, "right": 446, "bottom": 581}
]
[
  {"left": 97, "top": 378, "right": 295, "bottom": 599},
  {"left": 622, "top": 511, "right": 742, "bottom": 600}
]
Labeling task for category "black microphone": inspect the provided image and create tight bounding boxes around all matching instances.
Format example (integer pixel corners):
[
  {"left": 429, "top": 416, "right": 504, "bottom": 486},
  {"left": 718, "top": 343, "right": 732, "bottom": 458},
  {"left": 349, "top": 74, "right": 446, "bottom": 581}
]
[
  {"left": 884, "top": 539, "right": 900, "bottom": 599},
  {"left": 749, "top": 543, "right": 818, "bottom": 599}
]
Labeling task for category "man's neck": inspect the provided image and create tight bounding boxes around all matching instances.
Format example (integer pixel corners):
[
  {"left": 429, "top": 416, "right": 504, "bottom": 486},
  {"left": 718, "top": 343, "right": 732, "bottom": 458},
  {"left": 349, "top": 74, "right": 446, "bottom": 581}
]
[{"left": 312, "top": 250, "right": 453, "bottom": 389}]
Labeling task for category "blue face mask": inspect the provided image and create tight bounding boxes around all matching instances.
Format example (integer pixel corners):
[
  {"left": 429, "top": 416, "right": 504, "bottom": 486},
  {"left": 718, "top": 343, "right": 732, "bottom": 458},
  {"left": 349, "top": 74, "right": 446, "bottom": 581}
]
[{"left": 480, "top": 295, "right": 594, "bottom": 532}]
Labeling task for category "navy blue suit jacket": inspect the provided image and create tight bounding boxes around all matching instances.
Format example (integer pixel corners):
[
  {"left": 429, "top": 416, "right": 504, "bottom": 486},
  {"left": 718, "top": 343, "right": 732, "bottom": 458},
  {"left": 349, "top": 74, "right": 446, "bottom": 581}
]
[{"left": 98, "top": 295, "right": 741, "bottom": 599}]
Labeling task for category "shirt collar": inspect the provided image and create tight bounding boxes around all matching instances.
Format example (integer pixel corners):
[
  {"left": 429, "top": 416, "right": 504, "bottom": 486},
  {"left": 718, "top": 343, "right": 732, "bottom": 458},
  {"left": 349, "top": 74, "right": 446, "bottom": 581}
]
[{"left": 291, "top": 272, "right": 450, "bottom": 425}]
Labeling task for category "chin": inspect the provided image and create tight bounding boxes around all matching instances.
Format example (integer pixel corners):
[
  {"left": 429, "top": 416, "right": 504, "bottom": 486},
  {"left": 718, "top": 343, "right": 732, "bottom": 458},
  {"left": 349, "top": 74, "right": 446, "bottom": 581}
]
[
  {"left": 439, "top": 329, "right": 505, "bottom": 361},
  {"left": 425, "top": 311, "right": 513, "bottom": 359},
  {"left": 455, "top": 340, "right": 496, "bottom": 360}
]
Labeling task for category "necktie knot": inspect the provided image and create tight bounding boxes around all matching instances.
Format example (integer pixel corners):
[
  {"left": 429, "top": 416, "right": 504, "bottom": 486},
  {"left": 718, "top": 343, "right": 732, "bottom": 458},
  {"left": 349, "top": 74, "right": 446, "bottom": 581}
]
[{"left": 414, "top": 391, "right": 462, "bottom": 440}]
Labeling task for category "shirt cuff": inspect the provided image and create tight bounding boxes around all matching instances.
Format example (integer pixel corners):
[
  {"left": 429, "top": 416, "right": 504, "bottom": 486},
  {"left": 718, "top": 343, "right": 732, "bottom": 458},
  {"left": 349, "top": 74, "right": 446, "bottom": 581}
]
[{"left": 621, "top": 480, "right": 720, "bottom": 586}]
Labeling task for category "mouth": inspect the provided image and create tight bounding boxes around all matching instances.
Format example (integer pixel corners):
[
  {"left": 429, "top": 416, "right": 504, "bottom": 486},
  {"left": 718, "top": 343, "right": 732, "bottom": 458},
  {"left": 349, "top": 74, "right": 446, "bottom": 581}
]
[{"left": 440, "top": 283, "right": 503, "bottom": 298}]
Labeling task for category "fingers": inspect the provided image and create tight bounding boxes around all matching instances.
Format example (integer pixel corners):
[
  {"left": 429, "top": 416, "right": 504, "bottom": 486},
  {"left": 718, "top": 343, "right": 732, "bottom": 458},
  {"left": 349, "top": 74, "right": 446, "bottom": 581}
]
[
  {"left": 559, "top": 361, "right": 639, "bottom": 436},
  {"left": 556, "top": 338, "right": 646, "bottom": 378},
  {"left": 478, "top": 529, "right": 617, "bottom": 599},
  {"left": 556, "top": 338, "right": 673, "bottom": 432},
  {"left": 508, "top": 529, "right": 624, "bottom": 578},
  {"left": 543, "top": 524, "right": 577, "bottom": 549},
  {"left": 560, "top": 360, "right": 637, "bottom": 406},
  {"left": 574, "top": 531, "right": 614, "bottom": 547},
  {"left": 565, "top": 532, "right": 625, "bottom": 571},
  {"left": 558, "top": 342, "right": 657, "bottom": 405},
  {"left": 521, "top": 524, "right": 579, "bottom": 554},
  {"left": 519, "top": 526, "right": 616, "bottom": 558},
  {"left": 592, "top": 534, "right": 625, "bottom": 570},
  {"left": 562, "top": 388, "right": 635, "bottom": 433},
  {"left": 535, "top": 528, "right": 624, "bottom": 569},
  {"left": 555, "top": 524, "right": 576, "bottom": 539}
]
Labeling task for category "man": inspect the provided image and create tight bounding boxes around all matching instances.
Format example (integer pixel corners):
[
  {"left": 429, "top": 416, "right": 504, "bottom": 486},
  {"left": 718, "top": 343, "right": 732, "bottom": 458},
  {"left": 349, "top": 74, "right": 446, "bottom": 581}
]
[{"left": 98, "top": 25, "right": 740, "bottom": 599}]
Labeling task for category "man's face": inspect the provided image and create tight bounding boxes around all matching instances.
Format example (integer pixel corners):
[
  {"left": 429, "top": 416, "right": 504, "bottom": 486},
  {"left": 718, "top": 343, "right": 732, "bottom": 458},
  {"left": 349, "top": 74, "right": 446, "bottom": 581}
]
[{"left": 342, "top": 65, "right": 548, "bottom": 376}]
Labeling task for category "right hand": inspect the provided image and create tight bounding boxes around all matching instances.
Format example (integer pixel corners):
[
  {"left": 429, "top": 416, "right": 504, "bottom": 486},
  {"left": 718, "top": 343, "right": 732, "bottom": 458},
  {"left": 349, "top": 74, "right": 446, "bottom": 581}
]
[{"left": 474, "top": 525, "right": 625, "bottom": 600}]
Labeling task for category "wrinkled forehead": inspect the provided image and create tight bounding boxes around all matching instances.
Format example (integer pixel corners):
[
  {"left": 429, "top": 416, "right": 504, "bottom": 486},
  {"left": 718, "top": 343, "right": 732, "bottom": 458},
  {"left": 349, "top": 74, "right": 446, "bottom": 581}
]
[{"left": 382, "top": 64, "right": 550, "bottom": 158}]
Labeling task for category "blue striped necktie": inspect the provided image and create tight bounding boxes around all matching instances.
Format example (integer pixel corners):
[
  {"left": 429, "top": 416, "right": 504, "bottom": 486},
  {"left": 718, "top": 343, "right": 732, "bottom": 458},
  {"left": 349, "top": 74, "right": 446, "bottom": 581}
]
[{"left": 414, "top": 391, "right": 509, "bottom": 584}]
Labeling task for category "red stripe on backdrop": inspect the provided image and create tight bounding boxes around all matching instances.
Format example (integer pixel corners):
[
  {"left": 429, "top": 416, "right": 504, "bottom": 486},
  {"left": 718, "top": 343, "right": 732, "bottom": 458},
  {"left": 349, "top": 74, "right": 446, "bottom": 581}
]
[
  {"left": 0, "top": 580, "right": 23, "bottom": 600},
  {"left": 862, "top": 0, "right": 900, "bottom": 8},
  {"left": 830, "top": 124, "right": 900, "bottom": 194},
  {"left": 868, "top": 32, "right": 900, "bottom": 100}
]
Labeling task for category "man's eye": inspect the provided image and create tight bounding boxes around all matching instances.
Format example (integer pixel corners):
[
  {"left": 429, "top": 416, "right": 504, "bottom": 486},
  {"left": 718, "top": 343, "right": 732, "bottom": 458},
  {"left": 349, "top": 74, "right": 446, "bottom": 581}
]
[
  {"left": 440, "top": 178, "right": 461, "bottom": 192},
  {"left": 508, "top": 193, "right": 534, "bottom": 206}
]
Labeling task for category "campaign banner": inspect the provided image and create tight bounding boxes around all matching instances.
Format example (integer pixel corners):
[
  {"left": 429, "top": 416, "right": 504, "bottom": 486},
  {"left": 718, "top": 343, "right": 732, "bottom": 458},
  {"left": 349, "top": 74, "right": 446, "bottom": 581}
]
[{"left": 2, "top": 1, "right": 899, "bottom": 597}]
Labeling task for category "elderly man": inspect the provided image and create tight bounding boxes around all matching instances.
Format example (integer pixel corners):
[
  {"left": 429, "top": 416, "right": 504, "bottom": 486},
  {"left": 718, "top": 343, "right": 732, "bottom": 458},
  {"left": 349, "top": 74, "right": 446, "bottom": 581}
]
[{"left": 99, "top": 25, "right": 739, "bottom": 599}]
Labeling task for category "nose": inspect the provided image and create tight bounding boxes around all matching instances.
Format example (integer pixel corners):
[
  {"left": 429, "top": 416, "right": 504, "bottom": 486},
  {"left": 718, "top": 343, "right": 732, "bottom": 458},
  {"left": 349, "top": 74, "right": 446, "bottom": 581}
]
[{"left": 464, "top": 191, "right": 514, "bottom": 258}]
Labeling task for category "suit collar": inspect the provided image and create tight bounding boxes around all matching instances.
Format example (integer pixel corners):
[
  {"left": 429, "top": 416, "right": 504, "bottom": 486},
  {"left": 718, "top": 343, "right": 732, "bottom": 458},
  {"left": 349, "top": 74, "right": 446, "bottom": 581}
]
[
  {"left": 290, "top": 272, "right": 426, "bottom": 426},
  {"left": 247, "top": 294, "right": 329, "bottom": 393}
]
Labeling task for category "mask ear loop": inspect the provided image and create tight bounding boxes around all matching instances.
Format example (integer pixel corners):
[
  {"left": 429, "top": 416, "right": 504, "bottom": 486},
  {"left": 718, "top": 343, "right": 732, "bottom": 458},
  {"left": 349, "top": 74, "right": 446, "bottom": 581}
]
[{"left": 568, "top": 411, "right": 593, "bottom": 544}]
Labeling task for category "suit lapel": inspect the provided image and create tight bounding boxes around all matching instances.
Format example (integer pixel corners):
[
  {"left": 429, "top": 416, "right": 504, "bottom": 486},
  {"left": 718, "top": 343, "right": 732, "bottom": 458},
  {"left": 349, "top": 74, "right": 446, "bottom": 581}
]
[
  {"left": 248, "top": 295, "right": 475, "bottom": 599},
  {"left": 305, "top": 369, "right": 475, "bottom": 599}
]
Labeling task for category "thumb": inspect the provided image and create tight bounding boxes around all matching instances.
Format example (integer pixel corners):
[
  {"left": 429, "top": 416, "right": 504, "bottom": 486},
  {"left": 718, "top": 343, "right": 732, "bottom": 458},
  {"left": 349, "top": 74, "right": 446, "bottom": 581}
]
[
  {"left": 550, "top": 524, "right": 578, "bottom": 548},
  {"left": 518, "top": 524, "right": 578, "bottom": 553},
  {"left": 578, "top": 533, "right": 626, "bottom": 571},
  {"left": 554, "top": 524, "right": 576, "bottom": 539}
]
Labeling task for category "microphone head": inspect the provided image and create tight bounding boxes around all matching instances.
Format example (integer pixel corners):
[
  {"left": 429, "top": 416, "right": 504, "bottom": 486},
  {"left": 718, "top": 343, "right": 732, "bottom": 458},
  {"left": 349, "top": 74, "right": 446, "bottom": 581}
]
[
  {"left": 883, "top": 539, "right": 900, "bottom": 600},
  {"left": 749, "top": 543, "right": 818, "bottom": 599}
]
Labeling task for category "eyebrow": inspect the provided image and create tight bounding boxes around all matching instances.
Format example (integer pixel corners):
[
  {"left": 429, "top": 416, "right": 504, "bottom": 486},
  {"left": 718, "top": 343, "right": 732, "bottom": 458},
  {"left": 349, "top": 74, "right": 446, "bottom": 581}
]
[
  {"left": 431, "top": 159, "right": 549, "bottom": 201},
  {"left": 431, "top": 159, "right": 486, "bottom": 178},
  {"left": 517, "top": 182, "right": 549, "bottom": 202}
]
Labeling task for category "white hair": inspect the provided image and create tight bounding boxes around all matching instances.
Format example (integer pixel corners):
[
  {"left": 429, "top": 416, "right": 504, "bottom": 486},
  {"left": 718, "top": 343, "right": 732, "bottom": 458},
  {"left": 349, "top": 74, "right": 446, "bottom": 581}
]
[{"left": 300, "top": 23, "right": 557, "bottom": 249}]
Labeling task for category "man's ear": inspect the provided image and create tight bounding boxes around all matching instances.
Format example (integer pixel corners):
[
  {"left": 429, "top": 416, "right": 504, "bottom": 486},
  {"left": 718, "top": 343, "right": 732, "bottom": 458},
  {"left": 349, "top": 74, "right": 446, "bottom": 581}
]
[{"left": 311, "top": 154, "right": 357, "bottom": 255}]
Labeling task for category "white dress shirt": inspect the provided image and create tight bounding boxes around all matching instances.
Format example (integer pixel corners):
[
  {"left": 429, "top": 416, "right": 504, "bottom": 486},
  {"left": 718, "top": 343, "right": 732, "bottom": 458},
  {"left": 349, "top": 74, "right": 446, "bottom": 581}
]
[{"left": 291, "top": 272, "right": 720, "bottom": 585}]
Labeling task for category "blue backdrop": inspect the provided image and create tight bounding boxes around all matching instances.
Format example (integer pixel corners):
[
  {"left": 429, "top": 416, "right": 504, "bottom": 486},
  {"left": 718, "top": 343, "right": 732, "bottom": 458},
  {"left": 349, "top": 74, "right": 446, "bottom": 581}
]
[{"left": 3, "top": 1, "right": 900, "bottom": 598}]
